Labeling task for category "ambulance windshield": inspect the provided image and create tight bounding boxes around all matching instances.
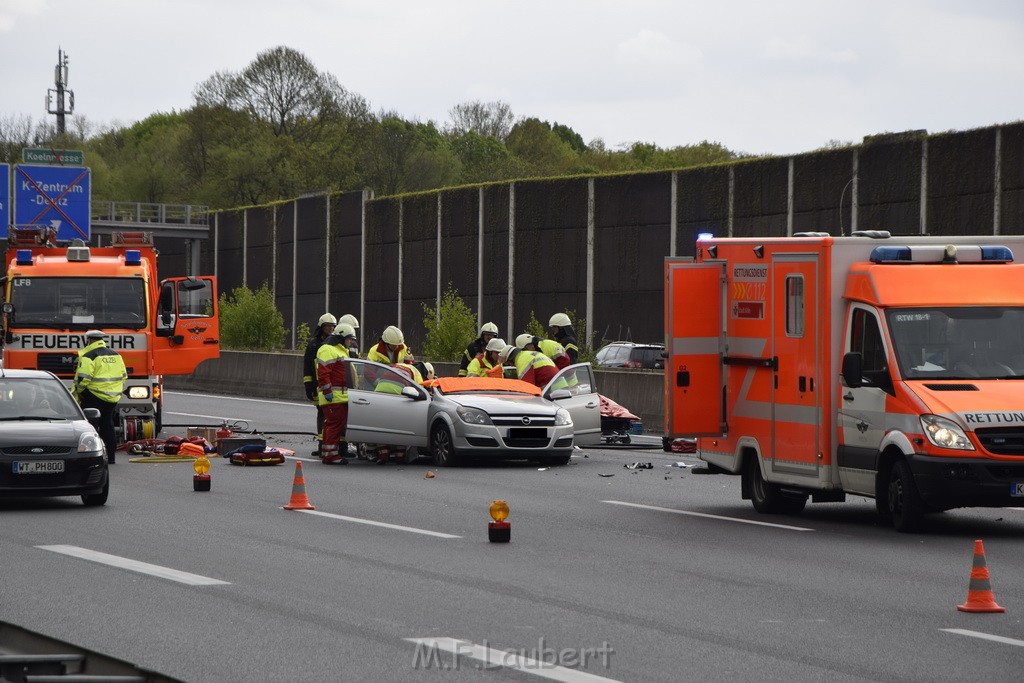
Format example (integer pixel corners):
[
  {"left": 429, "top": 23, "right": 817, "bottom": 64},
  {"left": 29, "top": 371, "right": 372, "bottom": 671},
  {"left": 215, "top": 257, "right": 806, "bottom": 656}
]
[
  {"left": 887, "top": 307, "right": 1024, "bottom": 380},
  {"left": 10, "top": 277, "right": 147, "bottom": 330}
]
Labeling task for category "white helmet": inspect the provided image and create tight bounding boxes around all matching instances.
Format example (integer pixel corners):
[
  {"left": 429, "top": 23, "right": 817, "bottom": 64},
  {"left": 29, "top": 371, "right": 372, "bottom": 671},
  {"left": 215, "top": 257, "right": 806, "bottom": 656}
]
[
  {"left": 84, "top": 329, "right": 106, "bottom": 339},
  {"left": 382, "top": 325, "right": 404, "bottom": 345},
  {"left": 549, "top": 313, "right": 572, "bottom": 328},
  {"left": 422, "top": 362, "right": 435, "bottom": 379},
  {"left": 339, "top": 314, "right": 359, "bottom": 329},
  {"left": 318, "top": 313, "right": 337, "bottom": 327},
  {"left": 515, "top": 333, "right": 534, "bottom": 349},
  {"left": 480, "top": 322, "right": 499, "bottom": 335},
  {"left": 336, "top": 323, "right": 356, "bottom": 340},
  {"left": 485, "top": 337, "right": 506, "bottom": 353},
  {"left": 498, "top": 344, "right": 516, "bottom": 363}
]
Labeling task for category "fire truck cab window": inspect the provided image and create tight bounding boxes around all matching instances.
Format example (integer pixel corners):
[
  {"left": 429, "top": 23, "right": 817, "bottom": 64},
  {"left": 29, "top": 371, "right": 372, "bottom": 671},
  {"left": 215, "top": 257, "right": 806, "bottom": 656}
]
[
  {"left": 785, "top": 275, "right": 804, "bottom": 337},
  {"left": 850, "top": 307, "right": 888, "bottom": 388},
  {"left": 10, "top": 277, "right": 146, "bottom": 328}
]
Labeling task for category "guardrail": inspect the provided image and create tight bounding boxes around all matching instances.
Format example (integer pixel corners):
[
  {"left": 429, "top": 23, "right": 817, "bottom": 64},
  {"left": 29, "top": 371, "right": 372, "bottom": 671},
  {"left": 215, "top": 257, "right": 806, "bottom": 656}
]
[{"left": 91, "top": 202, "right": 209, "bottom": 227}]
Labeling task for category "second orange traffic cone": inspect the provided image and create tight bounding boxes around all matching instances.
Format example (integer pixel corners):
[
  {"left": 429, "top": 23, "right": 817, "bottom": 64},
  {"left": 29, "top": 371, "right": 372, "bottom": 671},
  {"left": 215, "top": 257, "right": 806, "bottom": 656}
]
[
  {"left": 282, "top": 461, "right": 316, "bottom": 510},
  {"left": 957, "top": 539, "right": 1005, "bottom": 613}
]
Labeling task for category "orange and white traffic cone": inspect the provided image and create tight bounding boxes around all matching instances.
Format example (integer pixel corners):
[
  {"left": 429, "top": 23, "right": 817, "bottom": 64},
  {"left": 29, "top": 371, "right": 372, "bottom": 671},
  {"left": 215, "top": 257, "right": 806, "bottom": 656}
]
[
  {"left": 282, "top": 461, "right": 316, "bottom": 511},
  {"left": 957, "top": 539, "right": 1005, "bottom": 613}
]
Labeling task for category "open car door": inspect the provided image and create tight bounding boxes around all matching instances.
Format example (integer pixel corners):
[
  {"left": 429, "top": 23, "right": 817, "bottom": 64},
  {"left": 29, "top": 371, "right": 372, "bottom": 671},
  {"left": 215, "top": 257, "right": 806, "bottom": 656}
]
[
  {"left": 544, "top": 363, "right": 602, "bottom": 446},
  {"left": 344, "top": 359, "right": 430, "bottom": 447},
  {"left": 152, "top": 276, "right": 220, "bottom": 375}
]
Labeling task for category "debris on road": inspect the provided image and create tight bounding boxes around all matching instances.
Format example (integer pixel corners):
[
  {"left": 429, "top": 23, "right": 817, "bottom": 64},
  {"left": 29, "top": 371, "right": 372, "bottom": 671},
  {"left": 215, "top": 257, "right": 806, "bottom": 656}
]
[
  {"left": 624, "top": 462, "right": 654, "bottom": 470},
  {"left": 598, "top": 473, "right": 615, "bottom": 478}
]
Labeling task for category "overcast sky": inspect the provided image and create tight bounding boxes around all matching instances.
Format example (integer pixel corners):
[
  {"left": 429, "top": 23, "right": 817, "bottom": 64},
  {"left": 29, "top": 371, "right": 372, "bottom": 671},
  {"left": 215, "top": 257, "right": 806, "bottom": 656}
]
[{"left": 1, "top": 0, "right": 1022, "bottom": 156}]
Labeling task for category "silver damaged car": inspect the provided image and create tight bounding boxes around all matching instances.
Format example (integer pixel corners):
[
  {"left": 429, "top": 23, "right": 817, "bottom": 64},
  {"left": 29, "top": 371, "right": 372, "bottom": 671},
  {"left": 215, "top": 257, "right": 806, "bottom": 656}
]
[{"left": 344, "top": 361, "right": 602, "bottom": 466}]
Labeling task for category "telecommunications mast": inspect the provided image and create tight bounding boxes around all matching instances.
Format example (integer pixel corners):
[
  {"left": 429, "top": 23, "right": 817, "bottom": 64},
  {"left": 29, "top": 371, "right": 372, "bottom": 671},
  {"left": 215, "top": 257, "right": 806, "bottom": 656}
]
[{"left": 47, "top": 48, "right": 75, "bottom": 135}]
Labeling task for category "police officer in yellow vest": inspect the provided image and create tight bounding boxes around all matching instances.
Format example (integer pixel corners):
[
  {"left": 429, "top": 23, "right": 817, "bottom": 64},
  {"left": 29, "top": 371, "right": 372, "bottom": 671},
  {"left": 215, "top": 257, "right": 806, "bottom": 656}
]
[{"left": 73, "top": 330, "right": 128, "bottom": 464}]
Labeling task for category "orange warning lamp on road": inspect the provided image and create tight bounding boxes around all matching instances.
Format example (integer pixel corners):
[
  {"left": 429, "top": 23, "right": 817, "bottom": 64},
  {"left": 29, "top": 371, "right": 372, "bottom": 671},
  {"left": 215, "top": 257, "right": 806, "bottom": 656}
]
[
  {"left": 488, "top": 499, "right": 510, "bottom": 543},
  {"left": 193, "top": 454, "right": 211, "bottom": 491}
]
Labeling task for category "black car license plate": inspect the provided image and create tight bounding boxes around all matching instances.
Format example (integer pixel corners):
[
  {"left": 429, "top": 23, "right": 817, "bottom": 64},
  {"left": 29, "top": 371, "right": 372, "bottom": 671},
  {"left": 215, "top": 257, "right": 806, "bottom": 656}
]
[{"left": 508, "top": 427, "right": 545, "bottom": 439}]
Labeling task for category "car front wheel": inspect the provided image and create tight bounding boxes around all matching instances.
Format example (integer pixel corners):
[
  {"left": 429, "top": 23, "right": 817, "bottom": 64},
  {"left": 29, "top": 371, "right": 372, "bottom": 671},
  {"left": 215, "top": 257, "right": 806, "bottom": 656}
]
[
  {"left": 431, "top": 423, "right": 461, "bottom": 467},
  {"left": 82, "top": 481, "right": 109, "bottom": 507}
]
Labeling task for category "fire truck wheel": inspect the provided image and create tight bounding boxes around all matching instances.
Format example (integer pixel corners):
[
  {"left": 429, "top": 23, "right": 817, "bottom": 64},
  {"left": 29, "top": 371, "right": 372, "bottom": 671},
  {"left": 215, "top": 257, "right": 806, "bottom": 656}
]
[
  {"left": 887, "top": 461, "right": 924, "bottom": 533},
  {"left": 745, "top": 458, "right": 807, "bottom": 515}
]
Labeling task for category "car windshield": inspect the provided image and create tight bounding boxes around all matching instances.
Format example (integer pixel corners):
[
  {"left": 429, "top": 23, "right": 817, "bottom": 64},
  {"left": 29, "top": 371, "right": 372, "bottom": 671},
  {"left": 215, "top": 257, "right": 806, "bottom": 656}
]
[
  {"left": 433, "top": 377, "right": 541, "bottom": 396},
  {"left": 0, "top": 377, "right": 83, "bottom": 420},
  {"left": 10, "top": 276, "right": 147, "bottom": 329},
  {"left": 887, "top": 307, "right": 1024, "bottom": 380}
]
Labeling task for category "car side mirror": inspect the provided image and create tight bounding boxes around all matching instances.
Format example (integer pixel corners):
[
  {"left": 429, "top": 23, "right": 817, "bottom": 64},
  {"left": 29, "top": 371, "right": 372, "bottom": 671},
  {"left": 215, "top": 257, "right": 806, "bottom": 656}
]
[
  {"left": 842, "top": 352, "right": 863, "bottom": 388},
  {"left": 548, "top": 389, "right": 571, "bottom": 400},
  {"left": 83, "top": 407, "right": 101, "bottom": 420},
  {"left": 401, "top": 386, "right": 425, "bottom": 400}
]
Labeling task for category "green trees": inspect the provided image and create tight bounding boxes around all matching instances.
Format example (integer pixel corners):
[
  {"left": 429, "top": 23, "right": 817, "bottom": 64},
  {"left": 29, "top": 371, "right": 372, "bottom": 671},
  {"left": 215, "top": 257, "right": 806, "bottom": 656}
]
[{"left": 8, "top": 45, "right": 743, "bottom": 209}]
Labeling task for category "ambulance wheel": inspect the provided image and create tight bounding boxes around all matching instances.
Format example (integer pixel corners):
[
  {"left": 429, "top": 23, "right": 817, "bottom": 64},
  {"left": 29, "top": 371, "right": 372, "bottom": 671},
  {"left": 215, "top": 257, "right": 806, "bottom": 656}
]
[
  {"left": 888, "top": 460, "right": 924, "bottom": 533},
  {"left": 431, "top": 423, "right": 461, "bottom": 467},
  {"left": 745, "top": 458, "right": 807, "bottom": 515}
]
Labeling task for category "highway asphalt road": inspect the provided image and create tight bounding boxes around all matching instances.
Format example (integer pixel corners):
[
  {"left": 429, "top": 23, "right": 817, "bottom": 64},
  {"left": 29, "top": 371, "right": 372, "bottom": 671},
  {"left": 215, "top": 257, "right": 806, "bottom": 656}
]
[{"left": 3, "top": 390, "right": 1024, "bottom": 682}]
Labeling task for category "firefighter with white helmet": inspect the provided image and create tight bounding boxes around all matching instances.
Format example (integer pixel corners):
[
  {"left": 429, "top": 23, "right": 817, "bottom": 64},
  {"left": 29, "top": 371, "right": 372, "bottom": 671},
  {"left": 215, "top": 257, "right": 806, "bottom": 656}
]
[
  {"left": 458, "top": 321, "right": 500, "bottom": 376},
  {"left": 316, "top": 322, "right": 357, "bottom": 464},
  {"left": 467, "top": 337, "right": 506, "bottom": 378},
  {"left": 548, "top": 312, "right": 579, "bottom": 364},
  {"left": 338, "top": 314, "right": 360, "bottom": 356},
  {"left": 302, "top": 312, "right": 337, "bottom": 456},
  {"left": 368, "top": 325, "right": 414, "bottom": 365},
  {"left": 500, "top": 342, "right": 566, "bottom": 389},
  {"left": 515, "top": 333, "right": 571, "bottom": 370}
]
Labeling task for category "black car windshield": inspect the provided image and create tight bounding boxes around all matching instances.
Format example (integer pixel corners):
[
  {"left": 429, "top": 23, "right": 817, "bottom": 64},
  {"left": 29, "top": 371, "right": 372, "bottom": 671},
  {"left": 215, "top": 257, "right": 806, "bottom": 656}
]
[
  {"left": 887, "top": 307, "right": 1024, "bottom": 380},
  {"left": 10, "top": 277, "right": 147, "bottom": 329},
  {"left": 0, "top": 377, "right": 83, "bottom": 420}
]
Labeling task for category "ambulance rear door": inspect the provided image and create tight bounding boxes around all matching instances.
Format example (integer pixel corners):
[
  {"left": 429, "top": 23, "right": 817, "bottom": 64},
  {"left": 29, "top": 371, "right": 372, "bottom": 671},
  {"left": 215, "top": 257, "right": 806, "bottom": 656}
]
[{"left": 665, "top": 259, "right": 725, "bottom": 437}]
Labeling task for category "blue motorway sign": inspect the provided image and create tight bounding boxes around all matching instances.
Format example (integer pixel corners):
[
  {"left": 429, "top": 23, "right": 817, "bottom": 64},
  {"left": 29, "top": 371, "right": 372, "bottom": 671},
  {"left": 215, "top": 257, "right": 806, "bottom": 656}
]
[
  {"left": 1, "top": 164, "right": 9, "bottom": 231},
  {"left": 13, "top": 164, "right": 91, "bottom": 241}
]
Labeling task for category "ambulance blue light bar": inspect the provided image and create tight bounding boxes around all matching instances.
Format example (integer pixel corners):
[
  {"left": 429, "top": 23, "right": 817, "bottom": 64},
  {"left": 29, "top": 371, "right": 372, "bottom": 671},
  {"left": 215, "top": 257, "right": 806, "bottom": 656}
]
[
  {"left": 125, "top": 250, "right": 142, "bottom": 266},
  {"left": 869, "top": 245, "right": 1014, "bottom": 264},
  {"left": 16, "top": 250, "right": 33, "bottom": 266}
]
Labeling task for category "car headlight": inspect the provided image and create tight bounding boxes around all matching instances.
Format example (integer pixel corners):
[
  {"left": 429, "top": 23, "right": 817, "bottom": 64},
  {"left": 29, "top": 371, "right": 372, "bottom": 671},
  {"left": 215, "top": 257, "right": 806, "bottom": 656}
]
[
  {"left": 128, "top": 386, "right": 150, "bottom": 399},
  {"left": 554, "top": 408, "right": 572, "bottom": 426},
  {"left": 456, "top": 406, "right": 492, "bottom": 425},
  {"left": 920, "top": 414, "right": 974, "bottom": 451},
  {"left": 78, "top": 431, "right": 105, "bottom": 454}
]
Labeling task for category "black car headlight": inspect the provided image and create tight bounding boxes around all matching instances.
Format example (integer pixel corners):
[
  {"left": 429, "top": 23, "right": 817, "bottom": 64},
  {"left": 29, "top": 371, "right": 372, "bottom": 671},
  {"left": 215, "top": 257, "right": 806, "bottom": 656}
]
[
  {"left": 456, "top": 406, "right": 492, "bottom": 425},
  {"left": 78, "top": 432, "right": 105, "bottom": 454}
]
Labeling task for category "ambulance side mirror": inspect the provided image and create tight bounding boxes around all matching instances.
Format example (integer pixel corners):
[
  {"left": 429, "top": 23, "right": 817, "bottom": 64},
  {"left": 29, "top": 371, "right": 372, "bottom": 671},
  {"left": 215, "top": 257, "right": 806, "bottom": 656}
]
[{"left": 842, "top": 353, "right": 863, "bottom": 388}]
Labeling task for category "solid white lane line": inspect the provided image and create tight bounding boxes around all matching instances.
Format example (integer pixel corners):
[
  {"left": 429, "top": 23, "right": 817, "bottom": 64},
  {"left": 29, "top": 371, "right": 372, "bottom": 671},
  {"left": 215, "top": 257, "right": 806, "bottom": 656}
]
[
  {"left": 166, "top": 391, "right": 306, "bottom": 406},
  {"left": 37, "top": 545, "right": 230, "bottom": 586},
  {"left": 296, "top": 509, "right": 461, "bottom": 539},
  {"left": 167, "top": 411, "right": 251, "bottom": 421},
  {"left": 602, "top": 500, "right": 814, "bottom": 531},
  {"left": 405, "top": 638, "right": 622, "bottom": 683},
  {"left": 941, "top": 629, "right": 1024, "bottom": 647}
]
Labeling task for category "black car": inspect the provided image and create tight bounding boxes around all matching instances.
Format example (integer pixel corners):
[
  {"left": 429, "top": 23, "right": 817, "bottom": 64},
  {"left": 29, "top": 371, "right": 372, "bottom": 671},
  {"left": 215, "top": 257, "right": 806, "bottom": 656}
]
[
  {"left": 0, "top": 369, "right": 108, "bottom": 506},
  {"left": 595, "top": 342, "right": 665, "bottom": 369}
]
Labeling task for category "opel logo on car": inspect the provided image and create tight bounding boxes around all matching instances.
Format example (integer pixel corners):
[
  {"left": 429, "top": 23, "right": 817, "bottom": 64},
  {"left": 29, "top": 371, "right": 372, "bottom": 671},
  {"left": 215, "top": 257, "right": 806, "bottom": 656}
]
[
  {"left": 521, "top": 416, "right": 531, "bottom": 425},
  {"left": 31, "top": 447, "right": 43, "bottom": 453}
]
